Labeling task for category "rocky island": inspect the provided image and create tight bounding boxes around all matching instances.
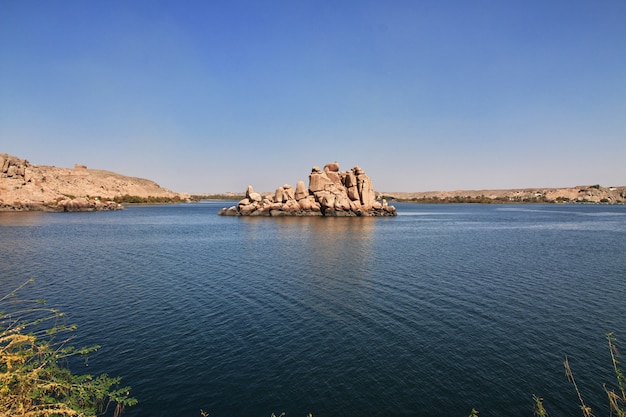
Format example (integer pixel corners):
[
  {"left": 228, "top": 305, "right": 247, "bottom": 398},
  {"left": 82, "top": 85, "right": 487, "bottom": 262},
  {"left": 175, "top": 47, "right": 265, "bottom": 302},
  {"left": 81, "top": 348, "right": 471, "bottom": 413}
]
[
  {"left": 219, "top": 162, "right": 397, "bottom": 217},
  {"left": 0, "top": 153, "right": 184, "bottom": 212}
]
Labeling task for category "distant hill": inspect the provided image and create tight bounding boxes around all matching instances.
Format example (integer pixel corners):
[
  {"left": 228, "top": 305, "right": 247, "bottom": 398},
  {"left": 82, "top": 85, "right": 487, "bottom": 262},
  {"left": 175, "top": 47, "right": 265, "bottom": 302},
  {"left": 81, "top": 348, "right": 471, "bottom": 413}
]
[
  {"left": 0, "top": 153, "right": 186, "bottom": 211},
  {"left": 380, "top": 186, "right": 626, "bottom": 204}
]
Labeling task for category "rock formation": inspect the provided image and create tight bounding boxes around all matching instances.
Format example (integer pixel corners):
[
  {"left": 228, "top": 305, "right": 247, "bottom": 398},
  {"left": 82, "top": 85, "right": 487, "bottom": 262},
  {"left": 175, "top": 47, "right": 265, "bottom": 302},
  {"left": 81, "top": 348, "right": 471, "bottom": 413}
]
[
  {"left": 0, "top": 153, "right": 185, "bottom": 212},
  {"left": 219, "top": 163, "right": 397, "bottom": 217}
]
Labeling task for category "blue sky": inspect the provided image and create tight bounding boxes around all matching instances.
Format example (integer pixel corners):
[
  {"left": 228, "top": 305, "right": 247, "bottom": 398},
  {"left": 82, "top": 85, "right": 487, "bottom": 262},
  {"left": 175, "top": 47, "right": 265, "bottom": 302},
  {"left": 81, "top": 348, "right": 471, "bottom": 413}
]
[{"left": 1, "top": 0, "right": 624, "bottom": 193}]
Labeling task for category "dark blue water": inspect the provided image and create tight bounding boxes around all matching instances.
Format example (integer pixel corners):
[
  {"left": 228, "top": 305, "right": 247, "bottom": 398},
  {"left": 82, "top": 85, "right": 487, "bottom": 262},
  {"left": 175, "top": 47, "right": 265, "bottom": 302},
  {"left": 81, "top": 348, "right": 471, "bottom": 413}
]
[{"left": 1, "top": 202, "right": 625, "bottom": 417}]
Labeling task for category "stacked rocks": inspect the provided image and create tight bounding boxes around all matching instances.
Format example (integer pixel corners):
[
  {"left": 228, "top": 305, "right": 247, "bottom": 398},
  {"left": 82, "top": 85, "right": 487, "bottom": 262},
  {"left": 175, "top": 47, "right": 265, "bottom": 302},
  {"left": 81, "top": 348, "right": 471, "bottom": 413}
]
[
  {"left": 219, "top": 163, "right": 396, "bottom": 217},
  {"left": 0, "top": 154, "right": 30, "bottom": 182},
  {"left": 56, "top": 197, "right": 121, "bottom": 212}
]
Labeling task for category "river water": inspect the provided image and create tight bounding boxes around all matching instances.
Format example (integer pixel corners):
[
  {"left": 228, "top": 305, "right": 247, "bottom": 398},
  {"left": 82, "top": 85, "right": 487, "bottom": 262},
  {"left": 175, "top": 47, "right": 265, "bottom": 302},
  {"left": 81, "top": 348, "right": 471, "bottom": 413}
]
[{"left": 1, "top": 202, "right": 625, "bottom": 417}]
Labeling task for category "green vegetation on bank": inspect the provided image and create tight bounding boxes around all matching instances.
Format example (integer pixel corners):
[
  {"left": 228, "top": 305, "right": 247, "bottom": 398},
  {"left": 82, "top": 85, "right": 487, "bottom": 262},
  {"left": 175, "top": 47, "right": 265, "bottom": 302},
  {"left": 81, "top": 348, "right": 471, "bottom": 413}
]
[
  {"left": 381, "top": 184, "right": 625, "bottom": 204},
  {"left": 0, "top": 280, "right": 136, "bottom": 417},
  {"left": 61, "top": 194, "right": 187, "bottom": 204},
  {"left": 112, "top": 195, "right": 184, "bottom": 204},
  {"left": 382, "top": 195, "right": 616, "bottom": 204},
  {"left": 190, "top": 194, "right": 245, "bottom": 201},
  {"left": 381, "top": 195, "right": 559, "bottom": 204}
]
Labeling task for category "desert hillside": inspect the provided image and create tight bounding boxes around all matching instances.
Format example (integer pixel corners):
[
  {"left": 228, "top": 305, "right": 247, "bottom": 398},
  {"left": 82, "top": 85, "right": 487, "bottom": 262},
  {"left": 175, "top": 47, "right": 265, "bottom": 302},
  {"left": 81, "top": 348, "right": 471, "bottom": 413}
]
[
  {"left": 380, "top": 186, "right": 626, "bottom": 204},
  {"left": 0, "top": 153, "right": 185, "bottom": 211}
]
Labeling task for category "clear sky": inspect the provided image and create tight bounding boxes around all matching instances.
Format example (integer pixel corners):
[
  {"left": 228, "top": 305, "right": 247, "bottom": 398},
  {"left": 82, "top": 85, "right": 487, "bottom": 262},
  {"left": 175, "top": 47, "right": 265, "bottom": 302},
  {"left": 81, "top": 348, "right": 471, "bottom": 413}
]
[{"left": 1, "top": 0, "right": 625, "bottom": 193}]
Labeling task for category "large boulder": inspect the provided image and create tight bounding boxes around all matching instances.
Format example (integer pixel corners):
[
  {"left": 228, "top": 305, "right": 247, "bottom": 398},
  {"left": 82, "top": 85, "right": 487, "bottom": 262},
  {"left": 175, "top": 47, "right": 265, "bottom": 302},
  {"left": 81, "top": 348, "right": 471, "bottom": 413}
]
[
  {"left": 274, "top": 187, "right": 284, "bottom": 203},
  {"left": 345, "top": 169, "right": 360, "bottom": 201},
  {"left": 309, "top": 169, "right": 334, "bottom": 193},
  {"left": 334, "top": 192, "right": 353, "bottom": 211},
  {"left": 324, "top": 162, "right": 340, "bottom": 172},
  {"left": 245, "top": 185, "right": 262, "bottom": 202},
  {"left": 356, "top": 171, "right": 376, "bottom": 208},
  {"left": 282, "top": 184, "right": 295, "bottom": 201},
  {"left": 294, "top": 181, "right": 308, "bottom": 200},
  {"left": 219, "top": 162, "right": 396, "bottom": 217}
]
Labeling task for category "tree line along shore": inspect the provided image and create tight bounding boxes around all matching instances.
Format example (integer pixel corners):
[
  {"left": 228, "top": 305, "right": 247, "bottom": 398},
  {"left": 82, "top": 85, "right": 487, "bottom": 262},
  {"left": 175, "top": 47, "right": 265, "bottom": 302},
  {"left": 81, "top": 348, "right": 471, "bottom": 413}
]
[{"left": 378, "top": 184, "right": 626, "bottom": 204}]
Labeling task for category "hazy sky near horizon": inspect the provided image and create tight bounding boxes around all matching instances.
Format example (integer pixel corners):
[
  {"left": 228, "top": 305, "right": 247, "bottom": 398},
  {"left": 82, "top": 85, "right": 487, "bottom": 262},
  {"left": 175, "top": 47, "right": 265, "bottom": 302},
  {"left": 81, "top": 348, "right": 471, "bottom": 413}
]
[{"left": 1, "top": 1, "right": 625, "bottom": 193}]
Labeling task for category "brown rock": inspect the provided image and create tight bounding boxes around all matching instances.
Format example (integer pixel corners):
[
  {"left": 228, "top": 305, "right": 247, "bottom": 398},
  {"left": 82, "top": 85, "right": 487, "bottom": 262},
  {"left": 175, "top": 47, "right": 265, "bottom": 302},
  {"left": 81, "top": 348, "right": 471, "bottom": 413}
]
[
  {"left": 283, "top": 199, "right": 300, "bottom": 212},
  {"left": 249, "top": 207, "right": 270, "bottom": 216},
  {"left": 274, "top": 187, "right": 284, "bottom": 203},
  {"left": 7, "top": 165, "right": 17, "bottom": 177},
  {"left": 319, "top": 193, "right": 335, "bottom": 210},
  {"left": 219, "top": 206, "right": 238, "bottom": 216},
  {"left": 295, "top": 181, "right": 308, "bottom": 200},
  {"left": 309, "top": 171, "right": 334, "bottom": 193},
  {"left": 298, "top": 198, "right": 312, "bottom": 210},
  {"left": 24, "top": 167, "right": 34, "bottom": 183},
  {"left": 357, "top": 172, "right": 376, "bottom": 208},
  {"left": 349, "top": 200, "right": 362, "bottom": 212},
  {"left": 246, "top": 185, "right": 263, "bottom": 202},
  {"left": 239, "top": 203, "right": 257, "bottom": 214},
  {"left": 347, "top": 185, "right": 360, "bottom": 201},
  {"left": 344, "top": 170, "right": 357, "bottom": 188},
  {"left": 326, "top": 171, "right": 342, "bottom": 186},
  {"left": 334, "top": 193, "right": 352, "bottom": 211},
  {"left": 324, "top": 162, "right": 340, "bottom": 172},
  {"left": 282, "top": 184, "right": 295, "bottom": 201}
]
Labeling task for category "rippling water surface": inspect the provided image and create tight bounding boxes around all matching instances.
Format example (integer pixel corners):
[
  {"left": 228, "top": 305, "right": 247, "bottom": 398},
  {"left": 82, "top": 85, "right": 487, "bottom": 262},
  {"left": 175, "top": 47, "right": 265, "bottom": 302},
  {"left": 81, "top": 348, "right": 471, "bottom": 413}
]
[{"left": 1, "top": 202, "right": 625, "bottom": 417}]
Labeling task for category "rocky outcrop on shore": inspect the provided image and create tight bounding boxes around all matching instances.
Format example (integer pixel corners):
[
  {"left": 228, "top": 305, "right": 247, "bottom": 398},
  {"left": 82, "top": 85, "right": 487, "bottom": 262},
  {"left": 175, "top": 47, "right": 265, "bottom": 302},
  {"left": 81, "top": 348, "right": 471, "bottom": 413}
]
[
  {"left": 0, "top": 153, "right": 184, "bottom": 212},
  {"left": 219, "top": 163, "right": 397, "bottom": 217}
]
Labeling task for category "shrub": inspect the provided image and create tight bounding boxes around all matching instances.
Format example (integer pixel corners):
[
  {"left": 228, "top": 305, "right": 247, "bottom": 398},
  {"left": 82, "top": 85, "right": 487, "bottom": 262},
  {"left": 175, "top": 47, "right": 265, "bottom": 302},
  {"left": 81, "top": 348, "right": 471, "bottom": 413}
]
[{"left": 0, "top": 279, "right": 137, "bottom": 417}]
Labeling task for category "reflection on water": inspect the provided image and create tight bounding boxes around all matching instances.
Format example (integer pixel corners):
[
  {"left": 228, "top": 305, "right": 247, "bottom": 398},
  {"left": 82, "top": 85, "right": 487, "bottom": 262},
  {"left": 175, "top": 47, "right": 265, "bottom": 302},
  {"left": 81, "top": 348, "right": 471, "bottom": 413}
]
[
  {"left": 239, "top": 216, "right": 377, "bottom": 268},
  {"left": 236, "top": 216, "right": 380, "bottom": 320},
  {"left": 306, "top": 218, "right": 377, "bottom": 291},
  {"left": 0, "top": 211, "right": 48, "bottom": 227},
  {"left": 308, "top": 217, "right": 376, "bottom": 260}
]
